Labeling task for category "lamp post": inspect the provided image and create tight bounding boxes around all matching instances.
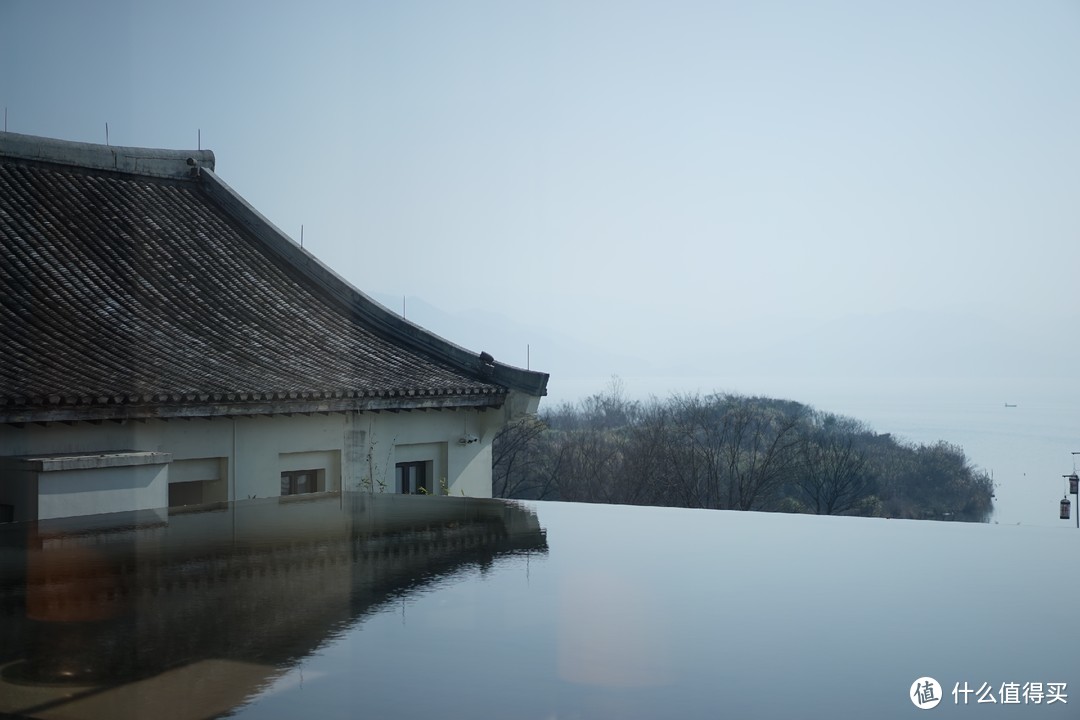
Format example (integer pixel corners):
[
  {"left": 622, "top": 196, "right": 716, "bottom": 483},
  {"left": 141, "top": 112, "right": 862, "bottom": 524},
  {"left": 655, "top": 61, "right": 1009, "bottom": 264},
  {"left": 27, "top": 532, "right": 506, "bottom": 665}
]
[
  {"left": 1062, "top": 451, "right": 1080, "bottom": 528},
  {"left": 1063, "top": 475, "right": 1077, "bottom": 526}
]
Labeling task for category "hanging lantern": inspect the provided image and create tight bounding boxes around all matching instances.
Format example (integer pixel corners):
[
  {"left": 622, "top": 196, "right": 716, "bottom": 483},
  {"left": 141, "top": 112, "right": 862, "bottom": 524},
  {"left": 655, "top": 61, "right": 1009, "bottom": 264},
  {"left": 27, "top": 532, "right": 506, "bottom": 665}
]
[
  {"left": 1070, "top": 474, "right": 1078, "bottom": 495},
  {"left": 1062, "top": 496, "right": 1072, "bottom": 520}
]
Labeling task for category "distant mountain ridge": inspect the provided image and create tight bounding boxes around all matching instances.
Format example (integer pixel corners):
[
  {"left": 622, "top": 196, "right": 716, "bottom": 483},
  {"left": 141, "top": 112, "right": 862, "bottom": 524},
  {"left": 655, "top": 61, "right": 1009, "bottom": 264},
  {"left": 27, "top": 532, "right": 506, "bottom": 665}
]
[
  {"left": 366, "top": 294, "right": 1078, "bottom": 401},
  {"left": 368, "top": 293, "right": 657, "bottom": 391},
  {"left": 702, "top": 309, "right": 1079, "bottom": 380}
]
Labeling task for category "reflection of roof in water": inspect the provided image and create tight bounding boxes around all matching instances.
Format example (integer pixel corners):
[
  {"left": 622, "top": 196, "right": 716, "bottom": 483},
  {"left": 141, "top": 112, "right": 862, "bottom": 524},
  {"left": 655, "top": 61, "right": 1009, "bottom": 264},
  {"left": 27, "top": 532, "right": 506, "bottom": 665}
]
[{"left": 0, "top": 493, "right": 546, "bottom": 709}]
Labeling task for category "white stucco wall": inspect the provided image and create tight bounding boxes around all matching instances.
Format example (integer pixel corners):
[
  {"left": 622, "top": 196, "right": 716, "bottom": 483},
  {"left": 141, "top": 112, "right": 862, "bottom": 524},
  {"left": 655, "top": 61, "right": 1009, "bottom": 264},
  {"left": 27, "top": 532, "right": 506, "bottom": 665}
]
[
  {"left": 0, "top": 403, "right": 523, "bottom": 519},
  {"left": 354, "top": 407, "right": 503, "bottom": 498},
  {"left": 37, "top": 463, "right": 168, "bottom": 520}
]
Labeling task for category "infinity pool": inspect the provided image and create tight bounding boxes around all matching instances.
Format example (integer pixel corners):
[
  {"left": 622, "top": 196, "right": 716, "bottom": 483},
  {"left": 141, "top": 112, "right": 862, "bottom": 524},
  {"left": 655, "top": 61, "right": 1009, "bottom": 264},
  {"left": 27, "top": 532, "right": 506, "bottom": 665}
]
[{"left": 0, "top": 494, "right": 1075, "bottom": 718}]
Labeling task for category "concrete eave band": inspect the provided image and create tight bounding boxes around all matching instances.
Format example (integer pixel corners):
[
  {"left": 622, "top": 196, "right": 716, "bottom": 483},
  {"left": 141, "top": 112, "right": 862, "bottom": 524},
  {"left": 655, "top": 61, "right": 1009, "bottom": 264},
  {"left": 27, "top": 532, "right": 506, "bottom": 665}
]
[
  {"left": 0, "top": 131, "right": 214, "bottom": 180},
  {"left": 0, "top": 450, "right": 172, "bottom": 473}
]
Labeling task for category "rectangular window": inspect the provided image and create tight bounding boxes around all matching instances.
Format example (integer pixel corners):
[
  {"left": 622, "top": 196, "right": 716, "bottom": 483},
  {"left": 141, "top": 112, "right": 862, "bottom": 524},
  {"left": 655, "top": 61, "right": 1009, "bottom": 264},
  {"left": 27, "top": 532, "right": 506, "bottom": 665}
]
[
  {"left": 280, "top": 469, "right": 324, "bottom": 496},
  {"left": 278, "top": 451, "right": 339, "bottom": 495},
  {"left": 395, "top": 461, "right": 429, "bottom": 494},
  {"left": 168, "top": 457, "right": 228, "bottom": 511},
  {"left": 169, "top": 481, "right": 205, "bottom": 508}
]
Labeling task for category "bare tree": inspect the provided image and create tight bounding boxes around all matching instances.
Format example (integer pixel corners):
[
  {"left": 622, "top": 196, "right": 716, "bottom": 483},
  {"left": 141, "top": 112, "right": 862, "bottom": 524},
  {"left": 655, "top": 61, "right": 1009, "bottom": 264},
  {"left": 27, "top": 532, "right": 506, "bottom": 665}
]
[
  {"left": 493, "top": 385, "right": 991, "bottom": 522},
  {"left": 617, "top": 398, "right": 672, "bottom": 506},
  {"left": 665, "top": 393, "right": 731, "bottom": 509},
  {"left": 492, "top": 416, "right": 567, "bottom": 500},
  {"left": 493, "top": 416, "right": 547, "bottom": 498},
  {"left": 796, "top": 414, "right": 876, "bottom": 515},
  {"left": 720, "top": 397, "right": 805, "bottom": 511}
]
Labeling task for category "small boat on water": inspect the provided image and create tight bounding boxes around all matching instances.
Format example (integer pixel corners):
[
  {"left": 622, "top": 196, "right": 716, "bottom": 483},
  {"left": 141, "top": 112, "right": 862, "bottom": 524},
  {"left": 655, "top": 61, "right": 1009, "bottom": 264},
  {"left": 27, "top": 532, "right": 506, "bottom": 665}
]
[{"left": 1005, "top": 403, "right": 1017, "bottom": 408}]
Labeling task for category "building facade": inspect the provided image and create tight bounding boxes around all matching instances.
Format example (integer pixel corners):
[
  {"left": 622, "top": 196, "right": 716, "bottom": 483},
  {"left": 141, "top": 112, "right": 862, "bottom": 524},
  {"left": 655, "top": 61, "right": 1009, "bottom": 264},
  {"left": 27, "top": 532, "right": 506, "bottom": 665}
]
[{"left": 0, "top": 132, "right": 548, "bottom": 521}]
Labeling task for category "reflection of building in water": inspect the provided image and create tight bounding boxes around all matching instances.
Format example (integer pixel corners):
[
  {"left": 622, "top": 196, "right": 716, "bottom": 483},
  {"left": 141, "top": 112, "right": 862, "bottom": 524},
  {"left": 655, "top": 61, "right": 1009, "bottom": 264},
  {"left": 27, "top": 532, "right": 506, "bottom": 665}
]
[
  {"left": 0, "top": 493, "right": 546, "bottom": 719},
  {"left": 0, "top": 131, "right": 548, "bottom": 522}
]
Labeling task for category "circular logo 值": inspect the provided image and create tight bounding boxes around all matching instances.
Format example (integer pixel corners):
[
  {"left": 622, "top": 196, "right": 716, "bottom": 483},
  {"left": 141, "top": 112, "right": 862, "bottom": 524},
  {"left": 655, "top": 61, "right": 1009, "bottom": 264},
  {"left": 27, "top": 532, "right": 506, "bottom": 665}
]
[{"left": 910, "top": 677, "right": 943, "bottom": 709}]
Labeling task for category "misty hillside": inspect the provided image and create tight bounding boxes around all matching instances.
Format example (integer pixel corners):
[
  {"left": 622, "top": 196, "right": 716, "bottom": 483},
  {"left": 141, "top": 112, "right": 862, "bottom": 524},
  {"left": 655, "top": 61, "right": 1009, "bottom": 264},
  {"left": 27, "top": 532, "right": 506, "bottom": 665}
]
[
  {"left": 368, "top": 292, "right": 658, "bottom": 382},
  {"left": 368, "top": 294, "right": 1074, "bottom": 385},
  {"left": 707, "top": 310, "right": 1077, "bottom": 379}
]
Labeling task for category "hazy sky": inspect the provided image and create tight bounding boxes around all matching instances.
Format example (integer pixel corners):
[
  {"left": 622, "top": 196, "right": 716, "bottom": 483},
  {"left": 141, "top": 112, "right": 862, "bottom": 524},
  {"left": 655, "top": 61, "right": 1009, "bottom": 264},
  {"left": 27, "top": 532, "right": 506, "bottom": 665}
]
[
  {"left": 3, "top": 0, "right": 1079, "bottom": 382},
  {"left": 5, "top": 1, "right": 1080, "bottom": 524}
]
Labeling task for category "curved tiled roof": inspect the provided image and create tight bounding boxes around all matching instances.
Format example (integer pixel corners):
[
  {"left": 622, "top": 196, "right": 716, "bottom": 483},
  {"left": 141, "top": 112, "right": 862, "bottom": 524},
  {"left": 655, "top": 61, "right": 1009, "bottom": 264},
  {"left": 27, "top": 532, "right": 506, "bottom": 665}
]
[{"left": 0, "top": 133, "right": 547, "bottom": 422}]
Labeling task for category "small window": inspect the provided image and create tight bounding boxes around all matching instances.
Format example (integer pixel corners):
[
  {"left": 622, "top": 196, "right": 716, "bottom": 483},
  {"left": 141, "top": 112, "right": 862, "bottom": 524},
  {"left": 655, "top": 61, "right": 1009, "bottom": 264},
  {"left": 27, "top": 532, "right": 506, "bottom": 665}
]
[
  {"left": 169, "top": 481, "right": 205, "bottom": 508},
  {"left": 395, "top": 461, "right": 429, "bottom": 494},
  {"left": 169, "top": 478, "right": 228, "bottom": 509},
  {"left": 281, "top": 469, "right": 323, "bottom": 496}
]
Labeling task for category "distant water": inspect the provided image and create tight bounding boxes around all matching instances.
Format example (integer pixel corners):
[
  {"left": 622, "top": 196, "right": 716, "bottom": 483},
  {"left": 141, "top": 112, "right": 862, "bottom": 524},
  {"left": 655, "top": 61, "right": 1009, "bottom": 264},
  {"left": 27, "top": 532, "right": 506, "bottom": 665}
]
[{"left": 550, "top": 374, "right": 1080, "bottom": 528}]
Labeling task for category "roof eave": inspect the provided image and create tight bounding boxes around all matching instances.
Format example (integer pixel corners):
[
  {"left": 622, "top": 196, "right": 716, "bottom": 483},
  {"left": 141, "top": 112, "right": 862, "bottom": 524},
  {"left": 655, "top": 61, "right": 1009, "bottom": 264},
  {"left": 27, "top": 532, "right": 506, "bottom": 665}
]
[
  {"left": 197, "top": 168, "right": 550, "bottom": 398},
  {"left": 0, "top": 131, "right": 550, "bottom": 400}
]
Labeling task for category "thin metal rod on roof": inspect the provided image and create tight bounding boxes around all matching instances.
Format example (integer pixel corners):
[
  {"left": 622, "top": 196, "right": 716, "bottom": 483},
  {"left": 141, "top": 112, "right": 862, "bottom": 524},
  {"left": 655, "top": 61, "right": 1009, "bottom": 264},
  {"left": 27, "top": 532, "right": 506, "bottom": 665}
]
[
  {"left": 527, "top": 344, "right": 530, "bottom": 370},
  {"left": 105, "top": 122, "right": 110, "bottom": 146},
  {"left": 301, "top": 224, "right": 304, "bottom": 248},
  {"left": 3, "top": 108, "right": 6, "bottom": 132},
  {"left": 198, "top": 129, "right": 201, "bottom": 150},
  {"left": 403, "top": 296, "right": 406, "bottom": 319}
]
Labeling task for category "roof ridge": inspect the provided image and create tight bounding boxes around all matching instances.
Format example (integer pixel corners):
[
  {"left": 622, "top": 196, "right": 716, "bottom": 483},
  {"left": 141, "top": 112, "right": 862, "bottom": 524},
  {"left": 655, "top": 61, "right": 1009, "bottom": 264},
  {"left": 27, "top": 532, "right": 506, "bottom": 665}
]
[{"left": 0, "top": 131, "right": 214, "bottom": 180}]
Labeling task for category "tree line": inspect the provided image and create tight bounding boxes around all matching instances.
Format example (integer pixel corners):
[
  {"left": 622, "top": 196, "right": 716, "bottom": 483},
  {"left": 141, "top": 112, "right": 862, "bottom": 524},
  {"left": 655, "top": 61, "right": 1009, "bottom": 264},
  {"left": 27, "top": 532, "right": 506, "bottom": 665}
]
[{"left": 493, "top": 382, "right": 995, "bottom": 522}]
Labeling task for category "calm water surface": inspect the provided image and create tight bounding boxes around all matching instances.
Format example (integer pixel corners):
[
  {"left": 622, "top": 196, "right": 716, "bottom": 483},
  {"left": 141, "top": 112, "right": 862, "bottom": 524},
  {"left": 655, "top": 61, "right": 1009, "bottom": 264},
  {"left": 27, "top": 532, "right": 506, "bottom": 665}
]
[{"left": 1, "top": 494, "right": 1076, "bottom": 719}]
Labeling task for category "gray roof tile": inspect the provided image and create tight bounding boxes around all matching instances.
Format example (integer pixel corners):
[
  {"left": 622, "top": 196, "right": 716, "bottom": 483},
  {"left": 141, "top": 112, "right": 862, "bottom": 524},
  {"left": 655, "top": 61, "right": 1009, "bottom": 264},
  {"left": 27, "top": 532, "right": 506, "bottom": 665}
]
[{"left": 0, "top": 136, "right": 544, "bottom": 421}]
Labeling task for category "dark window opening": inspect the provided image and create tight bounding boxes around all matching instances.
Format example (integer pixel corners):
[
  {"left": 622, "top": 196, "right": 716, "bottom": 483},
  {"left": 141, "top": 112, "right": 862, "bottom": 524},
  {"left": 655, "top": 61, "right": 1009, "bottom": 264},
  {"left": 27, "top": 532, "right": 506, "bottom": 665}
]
[
  {"left": 396, "top": 461, "right": 429, "bottom": 494},
  {"left": 281, "top": 469, "right": 323, "bottom": 496}
]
